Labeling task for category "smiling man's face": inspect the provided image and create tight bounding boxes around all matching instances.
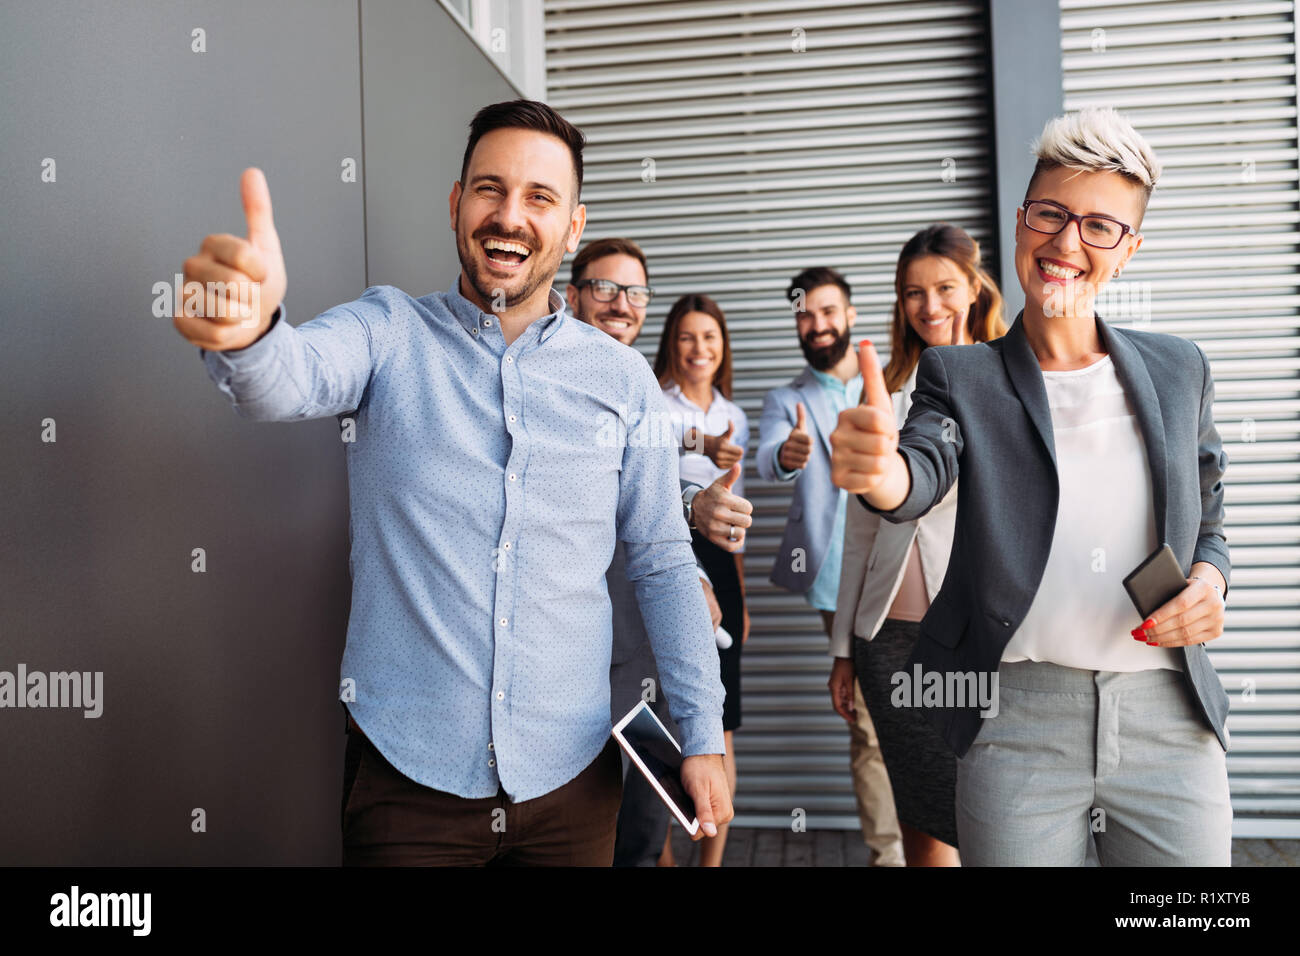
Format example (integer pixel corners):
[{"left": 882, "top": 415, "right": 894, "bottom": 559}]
[
  {"left": 565, "top": 253, "right": 649, "bottom": 346},
  {"left": 794, "top": 283, "right": 855, "bottom": 371},
  {"left": 450, "top": 127, "right": 585, "bottom": 316}
]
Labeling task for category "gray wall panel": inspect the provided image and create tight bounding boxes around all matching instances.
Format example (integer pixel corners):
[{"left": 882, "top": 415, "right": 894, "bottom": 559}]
[
  {"left": 361, "top": 0, "right": 521, "bottom": 294},
  {"left": 989, "top": 0, "right": 1063, "bottom": 319},
  {"left": 1, "top": 0, "right": 509, "bottom": 863}
]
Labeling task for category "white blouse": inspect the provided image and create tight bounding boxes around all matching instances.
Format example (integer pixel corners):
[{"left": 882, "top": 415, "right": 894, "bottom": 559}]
[
  {"left": 661, "top": 382, "right": 749, "bottom": 503},
  {"left": 1001, "top": 354, "right": 1181, "bottom": 672}
]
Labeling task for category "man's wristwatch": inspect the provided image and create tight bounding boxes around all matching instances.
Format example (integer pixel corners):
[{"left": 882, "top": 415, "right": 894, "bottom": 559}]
[{"left": 682, "top": 483, "right": 704, "bottom": 530}]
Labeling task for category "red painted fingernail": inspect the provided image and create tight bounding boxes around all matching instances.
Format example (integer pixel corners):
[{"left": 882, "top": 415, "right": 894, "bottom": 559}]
[
  {"left": 1146, "top": 640, "right": 1157, "bottom": 646},
  {"left": 1143, "top": 619, "right": 1155, "bottom": 629}
]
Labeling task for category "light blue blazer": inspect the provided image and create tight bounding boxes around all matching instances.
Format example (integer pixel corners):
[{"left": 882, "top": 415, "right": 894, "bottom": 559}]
[{"left": 758, "top": 365, "right": 846, "bottom": 594}]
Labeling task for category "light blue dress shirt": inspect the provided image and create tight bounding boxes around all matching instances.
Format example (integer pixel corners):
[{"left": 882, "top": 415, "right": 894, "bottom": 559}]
[
  {"left": 200, "top": 280, "right": 725, "bottom": 801},
  {"left": 774, "top": 368, "right": 862, "bottom": 612}
]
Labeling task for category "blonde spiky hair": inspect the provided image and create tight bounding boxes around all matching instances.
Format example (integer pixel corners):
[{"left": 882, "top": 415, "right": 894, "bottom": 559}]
[{"left": 1027, "top": 107, "right": 1162, "bottom": 222}]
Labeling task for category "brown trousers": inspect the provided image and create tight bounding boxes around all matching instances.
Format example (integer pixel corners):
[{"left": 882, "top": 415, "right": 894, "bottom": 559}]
[
  {"left": 342, "top": 717, "right": 624, "bottom": 866},
  {"left": 820, "top": 610, "right": 905, "bottom": 866}
]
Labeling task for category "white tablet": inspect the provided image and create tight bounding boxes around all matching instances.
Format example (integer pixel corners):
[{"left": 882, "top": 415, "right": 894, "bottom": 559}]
[{"left": 611, "top": 700, "right": 700, "bottom": 836}]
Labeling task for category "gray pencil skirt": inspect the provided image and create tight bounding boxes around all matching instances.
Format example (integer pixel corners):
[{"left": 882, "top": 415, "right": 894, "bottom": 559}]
[{"left": 853, "top": 619, "right": 959, "bottom": 848}]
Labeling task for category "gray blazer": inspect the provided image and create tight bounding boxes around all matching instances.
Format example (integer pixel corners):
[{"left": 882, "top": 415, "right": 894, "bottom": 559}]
[
  {"left": 863, "top": 312, "right": 1231, "bottom": 757},
  {"left": 758, "top": 365, "right": 847, "bottom": 593}
]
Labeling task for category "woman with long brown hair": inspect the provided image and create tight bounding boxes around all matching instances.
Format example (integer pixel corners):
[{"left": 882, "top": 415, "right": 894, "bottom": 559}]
[
  {"left": 653, "top": 293, "right": 748, "bottom": 867},
  {"left": 829, "top": 224, "right": 1006, "bottom": 866}
]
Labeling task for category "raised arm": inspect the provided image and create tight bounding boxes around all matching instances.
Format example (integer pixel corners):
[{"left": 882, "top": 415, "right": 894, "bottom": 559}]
[{"left": 199, "top": 299, "right": 380, "bottom": 421}]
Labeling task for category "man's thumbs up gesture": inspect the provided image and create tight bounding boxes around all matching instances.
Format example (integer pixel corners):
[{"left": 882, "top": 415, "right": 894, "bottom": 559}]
[
  {"left": 690, "top": 464, "right": 753, "bottom": 554},
  {"left": 777, "top": 401, "right": 813, "bottom": 472},
  {"left": 173, "top": 168, "right": 288, "bottom": 352},
  {"left": 830, "top": 340, "right": 905, "bottom": 501}
]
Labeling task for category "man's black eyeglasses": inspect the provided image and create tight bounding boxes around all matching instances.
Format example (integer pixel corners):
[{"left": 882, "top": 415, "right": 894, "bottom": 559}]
[
  {"left": 1022, "top": 199, "right": 1134, "bottom": 250},
  {"left": 574, "top": 278, "right": 653, "bottom": 308}
]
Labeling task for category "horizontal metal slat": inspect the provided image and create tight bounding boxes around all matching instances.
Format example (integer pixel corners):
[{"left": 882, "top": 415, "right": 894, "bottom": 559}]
[
  {"left": 547, "top": 2, "right": 983, "bottom": 52},
  {"left": 1063, "top": 40, "right": 1296, "bottom": 73},
  {"left": 548, "top": 23, "right": 983, "bottom": 71},
  {"left": 1061, "top": 0, "right": 1291, "bottom": 25}
]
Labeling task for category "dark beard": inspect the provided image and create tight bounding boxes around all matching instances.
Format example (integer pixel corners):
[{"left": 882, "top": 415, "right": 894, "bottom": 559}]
[
  {"left": 455, "top": 219, "right": 566, "bottom": 312},
  {"left": 800, "top": 326, "right": 851, "bottom": 371}
]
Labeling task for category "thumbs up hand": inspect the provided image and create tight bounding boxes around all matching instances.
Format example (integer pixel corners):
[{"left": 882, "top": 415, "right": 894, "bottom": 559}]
[
  {"left": 691, "top": 465, "right": 753, "bottom": 553},
  {"left": 778, "top": 401, "right": 813, "bottom": 472},
  {"left": 173, "top": 167, "right": 288, "bottom": 351},
  {"left": 830, "top": 340, "right": 903, "bottom": 497},
  {"left": 698, "top": 420, "right": 744, "bottom": 470}
]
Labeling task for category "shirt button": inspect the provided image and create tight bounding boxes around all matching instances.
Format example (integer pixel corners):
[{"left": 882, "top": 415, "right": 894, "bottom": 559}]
[
  {"left": 496, "top": 691, "right": 505, "bottom": 700},
  {"left": 499, "top": 617, "right": 508, "bottom": 627},
  {"left": 505, "top": 356, "right": 513, "bottom": 364},
  {"left": 508, "top": 473, "right": 517, "bottom": 481},
  {"left": 483, "top": 317, "right": 493, "bottom": 327},
  {"left": 1001, "top": 619, "right": 1011, "bottom": 627},
  {"left": 488, "top": 759, "right": 496, "bottom": 768},
  {"left": 488, "top": 742, "right": 494, "bottom": 751},
  {"left": 502, "top": 542, "right": 511, "bottom": 550},
  {"left": 508, "top": 415, "right": 516, "bottom": 423},
  {"left": 471, "top": 327, "right": 479, "bottom": 336}
]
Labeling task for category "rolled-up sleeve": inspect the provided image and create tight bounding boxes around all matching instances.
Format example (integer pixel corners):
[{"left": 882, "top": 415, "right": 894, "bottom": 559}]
[
  {"left": 619, "top": 366, "right": 726, "bottom": 757},
  {"left": 1191, "top": 342, "right": 1231, "bottom": 596}
]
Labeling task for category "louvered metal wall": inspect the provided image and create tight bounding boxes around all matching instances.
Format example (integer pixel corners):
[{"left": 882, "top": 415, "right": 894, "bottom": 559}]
[
  {"left": 1061, "top": 0, "right": 1300, "bottom": 836},
  {"left": 545, "top": 0, "right": 996, "bottom": 828}
]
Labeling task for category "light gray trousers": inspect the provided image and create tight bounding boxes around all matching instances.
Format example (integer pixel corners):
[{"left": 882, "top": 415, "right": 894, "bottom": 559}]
[{"left": 956, "top": 660, "right": 1232, "bottom": 866}]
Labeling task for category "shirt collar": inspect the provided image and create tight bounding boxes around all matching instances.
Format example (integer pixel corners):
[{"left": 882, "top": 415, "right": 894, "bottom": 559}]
[
  {"left": 664, "top": 381, "right": 720, "bottom": 412},
  {"left": 445, "top": 275, "right": 568, "bottom": 343},
  {"left": 809, "top": 365, "right": 857, "bottom": 390}
]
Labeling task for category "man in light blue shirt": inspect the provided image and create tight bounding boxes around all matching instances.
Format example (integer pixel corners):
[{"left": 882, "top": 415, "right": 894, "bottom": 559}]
[
  {"left": 172, "top": 100, "right": 730, "bottom": 865},
  {"left": 756, "top": 267, "right": 903, "bottom": 866}
]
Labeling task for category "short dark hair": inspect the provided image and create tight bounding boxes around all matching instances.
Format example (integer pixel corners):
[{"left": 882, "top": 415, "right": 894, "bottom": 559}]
[
  {"left": 460, "top": 99, "right": 586, "bottom": 199},
  {"left": 570, "top": 238, "right": 649, "bottom": 285},
  {"left": 786, "top": 267, "right": 852, "bottom": 309}
]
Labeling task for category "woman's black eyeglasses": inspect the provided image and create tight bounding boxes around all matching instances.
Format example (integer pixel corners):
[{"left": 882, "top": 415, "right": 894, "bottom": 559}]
[
  {"left": 1022, "top": 199, "right": 1134, "bottom": 250},
  {"left": 574, "top": 278, "right": 653, "bottom": 308}
]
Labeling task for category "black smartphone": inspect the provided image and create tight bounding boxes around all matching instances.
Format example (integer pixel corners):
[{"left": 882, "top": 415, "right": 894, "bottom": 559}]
[{"left": 1122, "top": 543, "right": 1188, "bottom": 620}]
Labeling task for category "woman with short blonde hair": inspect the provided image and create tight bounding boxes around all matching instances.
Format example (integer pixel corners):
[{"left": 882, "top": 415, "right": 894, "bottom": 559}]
[{"left": 831, "top": 107, "right": 1233, "bottom": 866}]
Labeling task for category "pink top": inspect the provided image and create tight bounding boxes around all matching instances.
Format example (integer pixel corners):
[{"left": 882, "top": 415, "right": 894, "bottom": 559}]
[{"left": 886, "top": 537, "right": 929, "bottom": 622}]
